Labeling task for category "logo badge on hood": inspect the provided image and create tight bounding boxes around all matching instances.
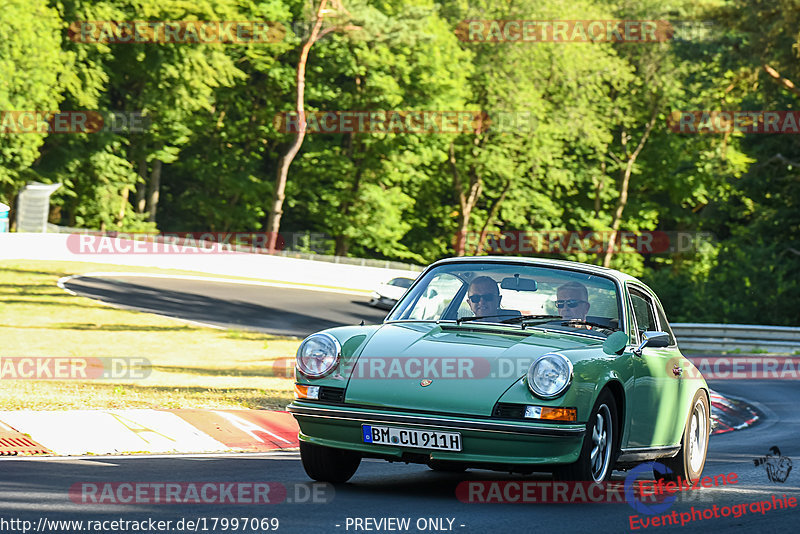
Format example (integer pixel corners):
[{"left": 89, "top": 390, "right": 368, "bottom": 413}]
[{"left": 420, "top": 379, "right": 432, "bottom": 387}]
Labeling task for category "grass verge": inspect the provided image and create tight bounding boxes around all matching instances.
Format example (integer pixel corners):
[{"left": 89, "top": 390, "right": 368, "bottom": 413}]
[{"left": 1, "top": 260, "right": 298, "bottom": 410}]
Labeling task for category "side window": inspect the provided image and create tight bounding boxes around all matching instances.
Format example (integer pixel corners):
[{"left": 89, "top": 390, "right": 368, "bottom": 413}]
[
  {"left": 654, "top": 301, "right": 677, "bottom": 346},
  {"left": 405, "top": 273, "right": 463, "bottom": 320},
  {"left": 629, "top": 288, "right": 657, "bottom": 338}
]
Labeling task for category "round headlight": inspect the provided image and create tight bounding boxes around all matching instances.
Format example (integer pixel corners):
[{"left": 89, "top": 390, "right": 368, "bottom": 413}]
[
  {"left": 296, "top": 333, "right": 341, "bottom": 378},
  {"left": 527, "top": 353, "right": 573, "bottom": 399}
]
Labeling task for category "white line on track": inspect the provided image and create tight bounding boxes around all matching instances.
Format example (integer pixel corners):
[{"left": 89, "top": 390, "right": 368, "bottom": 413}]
[{"left": 0, "top": 451, "right": 300, "bottom": 462}]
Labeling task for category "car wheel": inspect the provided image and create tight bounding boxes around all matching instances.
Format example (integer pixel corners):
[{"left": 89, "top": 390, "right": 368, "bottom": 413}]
[
  {"left": 554, "top": 389, "right": 617, "bottom": 482},
  {"left": 299, "top": 441, "right": 361, "bottom": 483},
  {"left": 655, "top": 390, "right": 709, "bottom": 484},
  {"left": 427, "top": 460, "right": 467, "bottom": 473}
]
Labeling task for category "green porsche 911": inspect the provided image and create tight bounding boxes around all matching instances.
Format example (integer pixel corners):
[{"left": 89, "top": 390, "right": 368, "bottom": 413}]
[{"left": 289, "top": 257, "right": 710, "bottom": 484}]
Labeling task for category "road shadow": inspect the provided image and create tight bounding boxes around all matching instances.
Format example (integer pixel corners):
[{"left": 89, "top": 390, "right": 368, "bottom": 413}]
[{"left": 64, "top": 277, "right": 386, "bottom": 338}]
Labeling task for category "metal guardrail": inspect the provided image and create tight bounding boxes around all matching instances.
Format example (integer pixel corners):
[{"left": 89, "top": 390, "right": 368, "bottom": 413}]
[
  {"left": 276, "top": 250, "right": 423, "bottom": 271},
  {"left": 47, "top": 223, "right": 83, "bottom": 233},
  {"left": 672, "top": 323, "right": 800, "bottom": 353}
]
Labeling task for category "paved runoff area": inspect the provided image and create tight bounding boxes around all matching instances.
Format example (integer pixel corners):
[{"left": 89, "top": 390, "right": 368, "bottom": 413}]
[
  {"left": 0, "top": 409, "right": 298, "bottom": 456},
  {"left": 0, "top": 390, "right": 754, "bottom": 457}
]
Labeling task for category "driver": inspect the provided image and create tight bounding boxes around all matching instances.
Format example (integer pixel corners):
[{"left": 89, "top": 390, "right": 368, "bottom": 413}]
[
  {"left": 467, "top": 276, "right": 507, "bottom": 318},
  {"left": 555, "top": 281, "right": 590, "bottom": 321}
]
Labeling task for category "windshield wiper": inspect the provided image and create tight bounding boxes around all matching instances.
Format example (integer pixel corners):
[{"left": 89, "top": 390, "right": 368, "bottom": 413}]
[
  {"left": 457, "top": 314, "right": 520, "bottom": 325},
  {"left": 559, "top": 319, "right": 620, "bottom": 332},
  {"left": 499, "top": 314, "right": 563, "bottom": 325}
]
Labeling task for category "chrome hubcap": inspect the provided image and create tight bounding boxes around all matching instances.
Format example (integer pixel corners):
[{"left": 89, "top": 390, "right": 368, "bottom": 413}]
[
  {"left": 590, "top": 404, "right": 612, "bottom": 481},
  {"left": 688, "top": 399, "right": 707, "bottom": 473}
]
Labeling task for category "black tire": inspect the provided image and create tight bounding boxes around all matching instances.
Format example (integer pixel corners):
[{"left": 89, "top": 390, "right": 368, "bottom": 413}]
[
  {"left": 655, "top": 390, "right": 709, "bottom": 484},
  {"left": 299, "top": 441, "right": 361, "bottom": 483},
  {"left": 427, "top": 460, "right": 467, "bottom": 473},
  {"left": 554, "top": 389, "right": 618, "bottom": 482}
]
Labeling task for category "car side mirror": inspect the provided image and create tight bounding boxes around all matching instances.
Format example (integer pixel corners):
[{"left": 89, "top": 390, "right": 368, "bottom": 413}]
[
  {"left": 633, "top": 330, "right": 670, "bottom": 356},
  {"left": 602, "top": 331, "right": 629, "bottom": 355}
]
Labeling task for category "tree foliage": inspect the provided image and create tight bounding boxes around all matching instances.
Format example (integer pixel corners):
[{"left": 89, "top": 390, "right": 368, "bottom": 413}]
[{"left": 0, "top": 0, "right": 798, "bottom": 324}]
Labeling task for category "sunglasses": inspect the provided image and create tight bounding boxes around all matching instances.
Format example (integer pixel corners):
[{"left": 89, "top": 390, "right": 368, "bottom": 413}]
[
  {"left": 555, "top": 299, "right": 587, "bottom": 309},
  {"left": 468, "top": 293, "right": 498, "bottom": 304}
]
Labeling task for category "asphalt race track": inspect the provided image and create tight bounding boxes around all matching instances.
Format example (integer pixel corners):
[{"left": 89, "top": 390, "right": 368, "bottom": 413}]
[
  {"left": 5, "top": 273, "right": 796, "bottom": 533},
  {"left": 61, "top": 274, "right": 388, "bottom": 338},
  {"left": 2, "top": 385, "right": 799, "bottom": 534}
]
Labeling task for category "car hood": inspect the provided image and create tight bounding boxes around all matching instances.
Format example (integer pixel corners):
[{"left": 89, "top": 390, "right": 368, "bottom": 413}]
[{"left": 343, "top": 322, "right": 601, "bottom": 416}]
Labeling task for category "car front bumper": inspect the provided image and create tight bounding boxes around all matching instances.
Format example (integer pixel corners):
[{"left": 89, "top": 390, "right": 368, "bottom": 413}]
[
  {"left": 370, "top": 293, "right": 398, "bottom": 308},
  {"left": 288, "top": 401, "right": 586, "bottom": 466}
]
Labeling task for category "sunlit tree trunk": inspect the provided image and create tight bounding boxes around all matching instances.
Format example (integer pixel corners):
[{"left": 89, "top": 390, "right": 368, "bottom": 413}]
[
  {"left": 146, "top": 159, "right": 161, "bottom": 223},
  {"left": 135, "top": 157, "right": 147, "bottom": 214},
  {"left": 449, "top": 142, "right": 483, "bottom": 256},
  {"left": 266, "top": 0, "right": 331, "bottom": 254},
  {"left": 476, "top": 179, "right": 511, "bottom": 254},
  {"left": 603, "top": 110, "right": 657, "bottom": 267}
]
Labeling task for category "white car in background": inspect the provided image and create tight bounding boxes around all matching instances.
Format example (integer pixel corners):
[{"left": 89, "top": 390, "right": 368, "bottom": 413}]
[{"left": 369, "top": 277, "right": 415, "bottom": 309}]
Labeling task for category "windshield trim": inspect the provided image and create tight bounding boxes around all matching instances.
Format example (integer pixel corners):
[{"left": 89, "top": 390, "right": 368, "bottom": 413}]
[{"left": 384, "top": 259, "right": 628, "bottom": 336}]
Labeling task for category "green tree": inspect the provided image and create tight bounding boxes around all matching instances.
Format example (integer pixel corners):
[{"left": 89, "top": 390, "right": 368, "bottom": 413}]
[
  {"left": 0, "top": 0, "right": 71, "bottom": 210},
  {"left": 36, "top": 0, "right": 250, "bottom": 230},
  {"left": 280, "top": 0, "right": 472, "bottom": 261}
]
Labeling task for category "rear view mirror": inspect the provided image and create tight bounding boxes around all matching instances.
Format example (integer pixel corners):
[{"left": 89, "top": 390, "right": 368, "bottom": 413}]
[{"left": 500, "top": 275, "right": 537, "bottom": 292}]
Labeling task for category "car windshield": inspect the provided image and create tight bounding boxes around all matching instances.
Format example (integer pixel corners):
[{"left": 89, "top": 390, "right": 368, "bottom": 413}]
[
  {"left": 390, "top": 277, "right": 414, "bottom": 288},
  {"left": 387, "top": 262, "right": 622, "bottom": 335}
]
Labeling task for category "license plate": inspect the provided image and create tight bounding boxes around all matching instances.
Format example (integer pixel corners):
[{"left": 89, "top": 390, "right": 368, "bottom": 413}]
[{"left": 362, "top": 425, "right": 462, "bottom": 451}]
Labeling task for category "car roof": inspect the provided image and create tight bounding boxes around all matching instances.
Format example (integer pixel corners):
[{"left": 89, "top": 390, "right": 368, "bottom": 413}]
[{"left": 427, "top": 255, "right": 644, "bottom": 285}]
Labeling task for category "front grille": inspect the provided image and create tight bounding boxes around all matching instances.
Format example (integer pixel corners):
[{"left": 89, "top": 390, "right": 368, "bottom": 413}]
[
  {"left": 492, "top": 402, "right": 526, "bottom": 419},
  {"left": 318, "top": 386, "right": 345, "bottom": 403}
]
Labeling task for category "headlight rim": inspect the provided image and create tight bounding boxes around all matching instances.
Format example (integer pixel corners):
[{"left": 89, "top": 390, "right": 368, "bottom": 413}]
[
  {"left": 527, "top": 352, "right": 574, "bottom": 399},
  {"left": 296, "top": 332, "right": 342, "bottom": 378}
]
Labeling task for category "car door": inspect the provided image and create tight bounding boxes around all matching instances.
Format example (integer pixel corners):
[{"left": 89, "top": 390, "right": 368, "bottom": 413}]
[{"left": 626, "top": 284, "right": 683, "bottom": 447}]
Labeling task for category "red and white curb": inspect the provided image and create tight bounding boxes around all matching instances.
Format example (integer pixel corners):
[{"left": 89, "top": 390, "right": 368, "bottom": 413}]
[
  {"left": 0, "top": 409, "right": 299, "bottom": 456},
  {"left": 709, "top": 390, "right": 760, "bottom": 435},
  {"left": 0, "top": 390, "right": 756, "bottom": 456}
]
